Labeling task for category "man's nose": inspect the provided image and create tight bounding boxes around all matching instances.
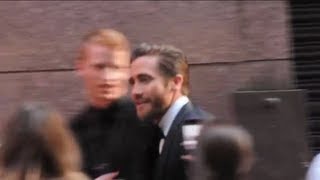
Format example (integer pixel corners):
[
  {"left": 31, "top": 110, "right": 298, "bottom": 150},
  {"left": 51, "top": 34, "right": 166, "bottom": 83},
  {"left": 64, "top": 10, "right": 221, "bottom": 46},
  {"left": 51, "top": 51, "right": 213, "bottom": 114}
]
[
  {"left": 102, "top": 68, "right": 118, "bottom": 82},
  {"left": 131, "top": 84, "right": 143, "bottom": 97}
]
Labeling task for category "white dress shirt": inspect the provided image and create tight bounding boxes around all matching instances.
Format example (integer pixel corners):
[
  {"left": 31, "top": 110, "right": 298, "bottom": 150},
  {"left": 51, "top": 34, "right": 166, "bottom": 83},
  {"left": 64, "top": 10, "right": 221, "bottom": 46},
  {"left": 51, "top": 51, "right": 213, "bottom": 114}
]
[{"left": 158, "top": 96, "right": 189, "bottom": 154}]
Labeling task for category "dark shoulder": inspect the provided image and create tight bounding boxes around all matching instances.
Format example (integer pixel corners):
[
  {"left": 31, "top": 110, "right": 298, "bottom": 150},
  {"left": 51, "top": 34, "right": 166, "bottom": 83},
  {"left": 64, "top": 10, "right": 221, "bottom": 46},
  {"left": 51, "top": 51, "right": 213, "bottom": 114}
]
[
  {"left": 184, "top": 102, "right": 215, "bottom": 122},
  {"left": 116, "top": 96, "right": 136, "bottom": 113},
  {"left": 194, "top": 105, "right": 215, "bottom": 121},
  {"left": 69, "top": 106, "right": 91, "bottom": 130},
  {"left": 114, "top": 96, "right": 141, "bottom": 127}
]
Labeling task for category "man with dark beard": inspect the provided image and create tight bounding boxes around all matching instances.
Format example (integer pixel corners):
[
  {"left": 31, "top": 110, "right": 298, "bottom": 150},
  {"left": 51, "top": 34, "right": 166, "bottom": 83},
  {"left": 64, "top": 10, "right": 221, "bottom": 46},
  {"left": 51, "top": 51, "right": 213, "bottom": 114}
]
[{"left": 129, "top": 43, "right": 214, "bottom": 180}]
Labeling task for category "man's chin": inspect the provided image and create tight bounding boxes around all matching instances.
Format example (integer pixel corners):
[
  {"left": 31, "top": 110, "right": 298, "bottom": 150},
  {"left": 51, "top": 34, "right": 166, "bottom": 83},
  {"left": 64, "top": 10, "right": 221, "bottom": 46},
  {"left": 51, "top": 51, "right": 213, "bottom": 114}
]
[
  {"left": 137, "top": 111, "right": 146, "bottom": 120},
  {"left": 101, "top": 93, "right": 121, "bottom": 101},
  {"left": 92, "top": 95, "right": 116, "bottom": 107},
  {"left": 137, "top": 112, "right": 151, "bottom": 122},
  {"left": 138, "top": 111, "right": 162, "bottom": 124}
]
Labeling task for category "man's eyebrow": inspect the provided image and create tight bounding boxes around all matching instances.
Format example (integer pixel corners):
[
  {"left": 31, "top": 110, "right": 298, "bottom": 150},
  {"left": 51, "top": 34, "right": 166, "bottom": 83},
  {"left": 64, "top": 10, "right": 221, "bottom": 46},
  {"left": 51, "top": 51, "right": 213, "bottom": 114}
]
[
  {"left": 137, "top": 73, "right": 146, "bottom": 77},
  {"left": 137, "top": 73, "right": 153, "bottom": 78}
]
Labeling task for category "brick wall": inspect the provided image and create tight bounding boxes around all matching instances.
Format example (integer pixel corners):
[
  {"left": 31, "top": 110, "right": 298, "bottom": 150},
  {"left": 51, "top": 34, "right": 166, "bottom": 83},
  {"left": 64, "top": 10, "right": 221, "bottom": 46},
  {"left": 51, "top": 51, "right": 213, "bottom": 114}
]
[{"left": 0, "top": 1, "right": 292, "bottom": 123}]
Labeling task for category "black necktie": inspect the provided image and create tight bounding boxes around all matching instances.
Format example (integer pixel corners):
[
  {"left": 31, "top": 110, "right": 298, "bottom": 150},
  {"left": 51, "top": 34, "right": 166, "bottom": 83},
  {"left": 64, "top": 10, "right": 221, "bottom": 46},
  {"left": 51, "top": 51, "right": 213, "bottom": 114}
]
[{"left": 152, "top": 126, "right": 165, "bottom": 180}]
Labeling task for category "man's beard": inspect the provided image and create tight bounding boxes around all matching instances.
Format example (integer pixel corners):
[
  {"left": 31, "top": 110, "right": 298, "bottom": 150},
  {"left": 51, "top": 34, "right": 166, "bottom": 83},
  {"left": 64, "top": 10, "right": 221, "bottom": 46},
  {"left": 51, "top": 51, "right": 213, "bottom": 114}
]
[{"left": 142, "top": 96, "right": 169, "bottom": 125}]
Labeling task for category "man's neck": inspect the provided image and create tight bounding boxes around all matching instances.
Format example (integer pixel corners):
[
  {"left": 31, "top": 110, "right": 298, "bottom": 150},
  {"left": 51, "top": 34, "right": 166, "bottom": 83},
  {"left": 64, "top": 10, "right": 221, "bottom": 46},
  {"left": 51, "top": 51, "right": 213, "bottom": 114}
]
[
  {"left": 158, "top": 95, "right": 190, "bottom": 136},
  {"left": 169, "top": 92, "right": 184, "bottom": 109},
  {"left": 155, "top": 92, "right": 184, "bottom": 122}
]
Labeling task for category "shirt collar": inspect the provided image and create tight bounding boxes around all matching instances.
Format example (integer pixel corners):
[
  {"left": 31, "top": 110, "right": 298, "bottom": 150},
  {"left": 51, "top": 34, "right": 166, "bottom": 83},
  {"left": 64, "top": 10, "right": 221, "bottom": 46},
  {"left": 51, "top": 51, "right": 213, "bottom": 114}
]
[{"left": 158, "top": 96, "right": 189, "bottom": 137}]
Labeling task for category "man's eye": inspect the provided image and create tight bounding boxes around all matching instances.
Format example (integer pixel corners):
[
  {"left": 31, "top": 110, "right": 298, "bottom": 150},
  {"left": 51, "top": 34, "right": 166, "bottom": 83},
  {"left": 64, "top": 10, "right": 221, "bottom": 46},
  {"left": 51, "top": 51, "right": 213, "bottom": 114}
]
[
  {"left": 113, "top": 65, "right": 121, "bottom": 69},
  {"left": 140, "top": 76, "right": 152, "bottom": 83},
  {"left": 93, "top": 64, "right": 106, "bottom": 70}
]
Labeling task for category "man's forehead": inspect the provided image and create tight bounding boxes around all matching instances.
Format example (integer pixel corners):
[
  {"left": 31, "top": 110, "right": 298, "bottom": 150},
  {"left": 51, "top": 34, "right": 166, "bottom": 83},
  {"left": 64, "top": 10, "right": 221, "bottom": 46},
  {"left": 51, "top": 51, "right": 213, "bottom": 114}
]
[
  {"left": 131, "top": 56, "right": 161, "bottom": 76},
  {"left": 131, "top": 55, "right": 160, "bottom": 67},
  {"left": 82, "top": 43, "right": 130, "bottom": 66}
]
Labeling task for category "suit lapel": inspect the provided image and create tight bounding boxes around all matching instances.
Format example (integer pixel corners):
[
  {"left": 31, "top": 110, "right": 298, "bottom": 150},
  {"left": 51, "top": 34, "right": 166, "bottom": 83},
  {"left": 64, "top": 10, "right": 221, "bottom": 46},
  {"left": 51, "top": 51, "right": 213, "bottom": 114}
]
[
  {"left": 154, "top": 102, "right": 213, "bottom": 180},
  {"left": 155, "top": 103, "right": 191, "bottom": 179},
  {"left": 160, "top": 104, "right": 186, "bottom": 156}
]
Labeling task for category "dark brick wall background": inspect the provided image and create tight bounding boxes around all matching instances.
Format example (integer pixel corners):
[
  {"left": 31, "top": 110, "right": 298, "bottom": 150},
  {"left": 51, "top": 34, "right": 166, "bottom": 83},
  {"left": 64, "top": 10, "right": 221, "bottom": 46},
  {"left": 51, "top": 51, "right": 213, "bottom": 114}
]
[{"left": 0, "top": 1, "right": 293, "bottom": 123}]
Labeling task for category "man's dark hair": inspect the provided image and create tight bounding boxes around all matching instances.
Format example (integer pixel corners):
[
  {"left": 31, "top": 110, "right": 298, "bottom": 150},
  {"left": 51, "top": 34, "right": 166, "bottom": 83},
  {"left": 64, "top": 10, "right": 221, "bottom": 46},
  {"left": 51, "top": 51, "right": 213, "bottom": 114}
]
[
  {"left": 196, "top": 124, "right": 254, "bottom": 180},
  {"left": 131, "top": 43, "right": 190, "bottom": 96}
]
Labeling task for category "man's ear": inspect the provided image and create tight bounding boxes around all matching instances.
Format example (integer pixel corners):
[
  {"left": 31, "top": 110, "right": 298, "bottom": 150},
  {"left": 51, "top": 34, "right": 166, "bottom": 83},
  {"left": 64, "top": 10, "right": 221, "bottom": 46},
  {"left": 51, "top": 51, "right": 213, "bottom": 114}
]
[{"left": 171, "top": 74, "right": 184, "bottom": 91}]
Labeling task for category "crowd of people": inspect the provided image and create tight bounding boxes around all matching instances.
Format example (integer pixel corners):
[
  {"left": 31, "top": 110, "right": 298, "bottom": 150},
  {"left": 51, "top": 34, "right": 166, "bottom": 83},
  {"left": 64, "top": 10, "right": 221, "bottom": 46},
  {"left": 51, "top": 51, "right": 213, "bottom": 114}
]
[{"left": 0, "top": 29, "right": 256, "bottom": 180}]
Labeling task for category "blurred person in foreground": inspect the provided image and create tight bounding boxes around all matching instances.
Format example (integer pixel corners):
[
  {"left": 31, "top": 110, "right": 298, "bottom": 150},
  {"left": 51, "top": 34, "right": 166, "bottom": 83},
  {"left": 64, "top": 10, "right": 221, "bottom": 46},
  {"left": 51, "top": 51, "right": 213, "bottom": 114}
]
[
  {"left": 129, "top": 43, "right": 214, "bottom": 180},
  {"left": 0, "top": 102, "right": 89, "bottom": 180},
  {"left": 72, "top": 29, "right": 152, "bottom": 180},
  {"left": 192, "top": 123, "right": 254, "bottom": 180},
  {"left": 306, "top": 153, "right": 320, "bottom": 180}
]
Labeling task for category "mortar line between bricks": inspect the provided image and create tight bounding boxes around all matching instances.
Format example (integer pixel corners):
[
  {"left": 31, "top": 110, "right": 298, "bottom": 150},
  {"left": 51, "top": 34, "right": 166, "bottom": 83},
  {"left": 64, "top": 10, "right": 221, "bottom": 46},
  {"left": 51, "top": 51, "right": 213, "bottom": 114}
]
[
  {"left": 189, "top": 58, "right": 290, "bottom": 66},
  {"left": 0, "top": 68, "right": 75, "bottom": 74},
  {"left": 0, "top": 58, "right": 289, "bottom": 74}
]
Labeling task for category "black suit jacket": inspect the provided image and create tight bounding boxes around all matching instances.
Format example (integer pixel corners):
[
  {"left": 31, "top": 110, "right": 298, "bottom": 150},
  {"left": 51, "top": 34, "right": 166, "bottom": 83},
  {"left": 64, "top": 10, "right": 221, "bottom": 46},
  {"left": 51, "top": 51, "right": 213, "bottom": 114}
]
[{"left": 153, "top": 102, "right": 214, "bottom": 180}]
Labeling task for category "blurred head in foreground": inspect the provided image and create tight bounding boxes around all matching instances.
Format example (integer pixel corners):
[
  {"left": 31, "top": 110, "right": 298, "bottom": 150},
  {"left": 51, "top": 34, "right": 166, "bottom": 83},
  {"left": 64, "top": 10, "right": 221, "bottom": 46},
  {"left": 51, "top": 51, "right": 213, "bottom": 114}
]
[
  {"left": 0, "top": 102, "right": 88, "bottom": 180},
  {"left": 195, "top": 124, "right": 254, "bottom": 180}
]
